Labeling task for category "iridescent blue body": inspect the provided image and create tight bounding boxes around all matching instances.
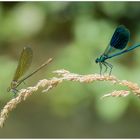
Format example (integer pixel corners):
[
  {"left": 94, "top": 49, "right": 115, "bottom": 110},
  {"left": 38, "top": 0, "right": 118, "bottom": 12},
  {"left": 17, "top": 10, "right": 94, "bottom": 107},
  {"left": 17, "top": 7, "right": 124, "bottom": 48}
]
[{"left": 95, "top": 25, "right": 140, "bottom": 75}]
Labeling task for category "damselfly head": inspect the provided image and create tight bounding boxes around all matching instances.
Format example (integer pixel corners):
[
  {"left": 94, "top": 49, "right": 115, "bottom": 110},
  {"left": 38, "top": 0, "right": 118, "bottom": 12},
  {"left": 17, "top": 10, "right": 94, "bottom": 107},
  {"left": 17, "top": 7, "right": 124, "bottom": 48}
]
[
  {"left": 95, "top": 58, "right": 100, "bottom": 63},
  {"left": 7, "top": 87, "right": 10, "bottom": 92},
  {"left": 95, "top": 55, "right": 107, "bottom": 63},
  {"left": 7, "top": 81, "right": 18, "bottom": 92}
]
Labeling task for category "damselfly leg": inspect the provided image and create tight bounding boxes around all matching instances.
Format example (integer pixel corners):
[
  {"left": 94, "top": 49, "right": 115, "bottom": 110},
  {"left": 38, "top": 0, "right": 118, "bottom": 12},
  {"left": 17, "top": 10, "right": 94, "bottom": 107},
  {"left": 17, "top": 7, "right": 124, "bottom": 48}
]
[
  {"left": 99, "top": 62, "right": 102, "bottom": 75},
  {"left": 102, "top": 62, "right": 108, "bottom": 74},
  {"left": 104, "top": 61, "right": 113, "bottom": 75}
]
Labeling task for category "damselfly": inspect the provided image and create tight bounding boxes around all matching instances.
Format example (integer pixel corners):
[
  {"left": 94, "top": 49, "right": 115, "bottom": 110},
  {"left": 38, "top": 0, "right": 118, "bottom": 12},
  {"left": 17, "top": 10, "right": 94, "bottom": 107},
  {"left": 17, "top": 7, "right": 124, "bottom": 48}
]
[
  {"left": 7, "top": 47, "right": 53, "bottom": 93},
  {"left": 95, "top": 25, "right": 140, "bottom": 75}
]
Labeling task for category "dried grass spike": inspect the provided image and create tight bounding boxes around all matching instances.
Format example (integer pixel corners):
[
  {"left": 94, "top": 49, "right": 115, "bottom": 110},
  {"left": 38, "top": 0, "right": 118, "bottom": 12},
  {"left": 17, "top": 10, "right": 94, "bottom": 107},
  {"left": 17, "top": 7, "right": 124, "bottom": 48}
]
[{"left": 101, "top": 90, "right": 130, "bottom": 99}]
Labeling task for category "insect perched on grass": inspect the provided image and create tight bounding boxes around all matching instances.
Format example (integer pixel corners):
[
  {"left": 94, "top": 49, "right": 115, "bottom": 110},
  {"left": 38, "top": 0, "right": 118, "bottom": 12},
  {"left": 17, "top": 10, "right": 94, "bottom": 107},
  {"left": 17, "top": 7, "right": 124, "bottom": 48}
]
[
  {"left": 7, "top": 47, "right": 53, "bottom": 94},
  {"left": 95, "top": 25, "right": 140, "bottom": 75}
]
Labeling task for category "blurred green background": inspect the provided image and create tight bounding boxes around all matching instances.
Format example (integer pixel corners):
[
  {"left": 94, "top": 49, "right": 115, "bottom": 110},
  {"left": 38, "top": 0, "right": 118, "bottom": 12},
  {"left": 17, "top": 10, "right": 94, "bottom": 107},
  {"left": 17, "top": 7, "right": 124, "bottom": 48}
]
[{"left": 0, "top": 1, "right": 140, "bottom": 138}]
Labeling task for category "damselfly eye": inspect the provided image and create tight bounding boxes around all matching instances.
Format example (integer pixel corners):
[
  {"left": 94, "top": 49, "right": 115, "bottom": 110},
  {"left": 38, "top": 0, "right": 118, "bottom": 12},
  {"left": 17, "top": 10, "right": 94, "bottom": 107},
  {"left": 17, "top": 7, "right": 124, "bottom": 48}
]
[
  {"left": 7, "top": 87, "right": 10, "bottom": 92},
  {"left": 95, "top": 58, "right": 99, "bottom": 63}
]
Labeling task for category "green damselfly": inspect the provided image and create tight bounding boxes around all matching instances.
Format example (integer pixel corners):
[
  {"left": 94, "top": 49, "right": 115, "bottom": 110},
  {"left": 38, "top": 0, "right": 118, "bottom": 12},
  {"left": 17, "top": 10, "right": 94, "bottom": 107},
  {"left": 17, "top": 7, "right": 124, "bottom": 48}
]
[{"left": 7, "top": 47, "right": 53, "bottom": 93}]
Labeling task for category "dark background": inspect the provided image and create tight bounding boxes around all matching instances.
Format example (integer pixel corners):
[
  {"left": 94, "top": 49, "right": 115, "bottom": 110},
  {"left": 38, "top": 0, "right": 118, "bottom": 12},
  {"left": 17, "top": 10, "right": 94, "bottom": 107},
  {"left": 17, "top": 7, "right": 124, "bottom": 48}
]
[{"left": 0, "top": 2, "right": 140, "bottom": 138}]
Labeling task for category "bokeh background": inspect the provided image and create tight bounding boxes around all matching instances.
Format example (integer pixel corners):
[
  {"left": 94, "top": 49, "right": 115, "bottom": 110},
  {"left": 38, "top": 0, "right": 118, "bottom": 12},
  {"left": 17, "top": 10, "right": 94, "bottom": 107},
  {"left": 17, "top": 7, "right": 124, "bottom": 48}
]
[{"left": 0, "top": 1, "right": 140, "bottom": 138}]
